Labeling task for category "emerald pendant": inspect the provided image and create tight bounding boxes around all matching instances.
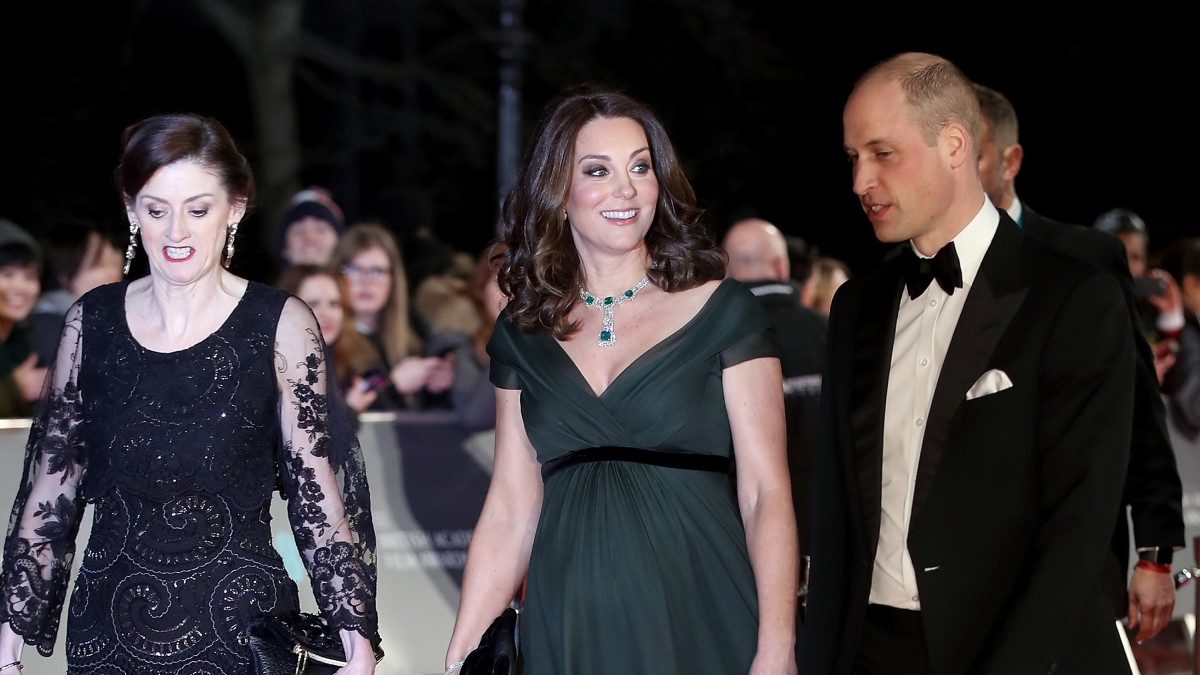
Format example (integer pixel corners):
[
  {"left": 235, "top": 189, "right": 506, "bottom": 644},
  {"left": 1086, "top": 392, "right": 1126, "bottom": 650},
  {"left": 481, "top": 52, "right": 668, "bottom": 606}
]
[{"left": 579, "top": 275, "right": 651, "bottom": 347}]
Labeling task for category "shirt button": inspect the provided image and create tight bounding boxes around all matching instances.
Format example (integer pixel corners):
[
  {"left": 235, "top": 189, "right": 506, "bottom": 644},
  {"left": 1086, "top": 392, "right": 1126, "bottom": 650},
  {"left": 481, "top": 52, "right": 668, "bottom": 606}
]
[
  {"left": 915, "top": 418, "right": 924, "bottom": 427},
  {"left": 919, "top": 358, "right": 928, "bottom": 367},
  {"left": 912, "top": 595, "right": 920, "bottom": 602},
  {"left": 929, "top": 298, "right": 938, "bottom": 307}
]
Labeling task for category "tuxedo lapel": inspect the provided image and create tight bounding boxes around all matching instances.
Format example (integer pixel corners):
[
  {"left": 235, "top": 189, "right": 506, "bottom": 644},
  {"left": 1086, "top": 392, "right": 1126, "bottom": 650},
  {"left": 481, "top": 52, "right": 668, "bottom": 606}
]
[
  {"left": 849, "top": 253, "right": 905, "bottom": 551},
  {"left": 911, "top": 217, "right": 1028, "bottom": 525}
]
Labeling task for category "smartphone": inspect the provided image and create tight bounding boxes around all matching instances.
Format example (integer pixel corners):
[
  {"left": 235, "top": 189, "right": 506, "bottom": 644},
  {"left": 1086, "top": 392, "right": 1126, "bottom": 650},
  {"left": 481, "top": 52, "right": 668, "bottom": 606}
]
[
  {"left": 360, "top": 370, "right": 389, "bottom": 393},
  {"left": 1133, "top": 275, "right": 1166, "bottom": 300}
]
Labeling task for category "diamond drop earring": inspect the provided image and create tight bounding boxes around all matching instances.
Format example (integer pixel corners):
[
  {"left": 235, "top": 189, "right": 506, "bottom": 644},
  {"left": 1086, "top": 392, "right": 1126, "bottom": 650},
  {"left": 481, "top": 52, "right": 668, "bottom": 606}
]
[
  {"left": 123, "top": 220, "right": 140, "bottom": 276},
  {"left": 224, "top": 222, "right": 238, "bottom": 268}
]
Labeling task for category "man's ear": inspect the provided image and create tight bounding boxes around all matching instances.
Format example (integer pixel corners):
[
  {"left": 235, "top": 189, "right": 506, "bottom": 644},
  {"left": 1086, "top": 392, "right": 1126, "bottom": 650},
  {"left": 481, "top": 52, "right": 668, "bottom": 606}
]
[
  {"left": 943, "top": 120, "right": 971, "bottom": 169},
  {"left": 1002, "top": 143, "right": 1024, "bottom": 182},
  {"left": 772, "top": 256, "right": 790, "bottom": 282}
]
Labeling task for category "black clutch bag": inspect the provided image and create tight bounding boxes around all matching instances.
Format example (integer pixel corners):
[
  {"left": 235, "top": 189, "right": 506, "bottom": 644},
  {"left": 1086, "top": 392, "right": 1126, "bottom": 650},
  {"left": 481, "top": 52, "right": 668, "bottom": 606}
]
[
  {"left": 246, "top": 611, "right": 383, "bottom": 675},
  {"left": 460, "top": 606, "right": 519, "bottom": 675}
]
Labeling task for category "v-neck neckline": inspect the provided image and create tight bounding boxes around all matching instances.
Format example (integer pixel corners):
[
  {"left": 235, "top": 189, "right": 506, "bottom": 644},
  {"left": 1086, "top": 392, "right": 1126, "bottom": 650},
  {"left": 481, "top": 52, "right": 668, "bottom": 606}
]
[{"left": 548, "top": 279, "right": 732, "bottom": 400}]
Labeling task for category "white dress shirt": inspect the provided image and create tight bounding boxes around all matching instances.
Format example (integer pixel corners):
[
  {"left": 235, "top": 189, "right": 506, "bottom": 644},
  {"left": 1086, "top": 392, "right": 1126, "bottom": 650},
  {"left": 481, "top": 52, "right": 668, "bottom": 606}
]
[
  {"left": 870, "top": 198, "right": 1000, "bottom": 610},
  {"left": 1006, "top": 195, "right": 1024, "bottom": 226}
]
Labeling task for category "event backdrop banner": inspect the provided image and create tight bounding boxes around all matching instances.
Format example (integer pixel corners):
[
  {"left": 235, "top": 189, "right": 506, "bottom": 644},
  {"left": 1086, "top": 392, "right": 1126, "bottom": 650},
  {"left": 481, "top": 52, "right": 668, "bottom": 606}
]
[{"left": 0, "top": 411, "right": 494, "bottom": 675}]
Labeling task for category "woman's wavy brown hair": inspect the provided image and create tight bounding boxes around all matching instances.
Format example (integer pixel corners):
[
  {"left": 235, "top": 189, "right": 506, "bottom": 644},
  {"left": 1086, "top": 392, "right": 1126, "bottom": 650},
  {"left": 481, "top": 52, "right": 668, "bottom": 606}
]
[{"left": 498, "top": 85, "right": 725, "bottom": 339}]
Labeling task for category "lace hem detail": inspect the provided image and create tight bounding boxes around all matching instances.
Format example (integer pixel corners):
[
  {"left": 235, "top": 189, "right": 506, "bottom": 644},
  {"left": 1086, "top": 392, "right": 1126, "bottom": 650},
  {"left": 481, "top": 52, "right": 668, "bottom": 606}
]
[{"left": 1, "top": 538, "right": 76, "bottom": 656}]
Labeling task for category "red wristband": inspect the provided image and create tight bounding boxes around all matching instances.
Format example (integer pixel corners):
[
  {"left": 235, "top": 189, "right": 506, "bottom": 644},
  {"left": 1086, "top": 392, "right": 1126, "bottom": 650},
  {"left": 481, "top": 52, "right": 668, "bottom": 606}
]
[{"left": 1137, "top": 559, "right": 1172, "bottom": 574}]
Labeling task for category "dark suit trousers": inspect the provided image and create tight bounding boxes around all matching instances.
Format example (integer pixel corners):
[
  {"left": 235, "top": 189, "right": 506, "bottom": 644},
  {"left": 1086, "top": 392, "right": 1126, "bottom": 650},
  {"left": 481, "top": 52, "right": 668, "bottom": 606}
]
[{"left": 852, "top": 604, "right": 932, "bottom": 675}]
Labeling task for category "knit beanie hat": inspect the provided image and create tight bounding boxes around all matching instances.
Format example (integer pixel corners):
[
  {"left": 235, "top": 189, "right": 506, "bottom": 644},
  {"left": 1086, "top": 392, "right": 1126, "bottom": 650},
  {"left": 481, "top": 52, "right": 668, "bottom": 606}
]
[{"left": 278, "top": 191, "right": 345, "bottom": 254}]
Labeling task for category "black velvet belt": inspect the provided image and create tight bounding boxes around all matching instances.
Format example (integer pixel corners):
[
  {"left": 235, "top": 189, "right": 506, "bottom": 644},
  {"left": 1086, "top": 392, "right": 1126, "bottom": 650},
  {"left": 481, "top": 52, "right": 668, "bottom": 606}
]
[{"left": 540, "top": 446, "right": 732, "bottom": 481}]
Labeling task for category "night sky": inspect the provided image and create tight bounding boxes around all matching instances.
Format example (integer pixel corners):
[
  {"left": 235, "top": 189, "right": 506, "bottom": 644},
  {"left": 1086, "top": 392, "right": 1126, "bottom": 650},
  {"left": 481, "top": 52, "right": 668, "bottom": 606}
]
[{"left": 1, "top": 4, "right": 1189, "bottom": 283}]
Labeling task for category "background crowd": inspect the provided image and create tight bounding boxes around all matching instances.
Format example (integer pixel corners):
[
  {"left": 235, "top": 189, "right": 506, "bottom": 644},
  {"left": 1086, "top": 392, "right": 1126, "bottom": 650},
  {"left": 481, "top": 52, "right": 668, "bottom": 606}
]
[{"left": 1, "top": 192, "right": 1195, "bottom": 438}]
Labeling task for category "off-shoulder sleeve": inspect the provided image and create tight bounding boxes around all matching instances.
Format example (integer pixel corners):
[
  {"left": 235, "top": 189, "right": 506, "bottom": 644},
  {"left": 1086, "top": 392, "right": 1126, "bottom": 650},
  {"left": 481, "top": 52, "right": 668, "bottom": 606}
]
[
  {"left": 486, "top": 309, "right": 524, "bottom": 390},
  {"left": 716, "top": 280, "right": 780, "bottom": 368},
  {"left": 0, "top": 301, "right": 86, "bottom": 655},
  {"left": 273, "top": 296, "right": 381, "bottom": 650}
]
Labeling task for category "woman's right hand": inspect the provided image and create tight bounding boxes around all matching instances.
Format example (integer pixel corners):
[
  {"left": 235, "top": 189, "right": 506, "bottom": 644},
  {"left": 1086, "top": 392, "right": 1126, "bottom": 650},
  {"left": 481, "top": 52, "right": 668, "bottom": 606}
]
[{"left": 345, "top": 376, "right": 379, "bottom": 413}]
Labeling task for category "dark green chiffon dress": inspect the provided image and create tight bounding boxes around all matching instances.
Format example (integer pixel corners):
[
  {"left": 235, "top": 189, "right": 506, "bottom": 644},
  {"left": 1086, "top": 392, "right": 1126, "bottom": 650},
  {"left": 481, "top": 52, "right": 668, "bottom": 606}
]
[{"left": 487, "top": 279, "right": 778, "bottom": 674}]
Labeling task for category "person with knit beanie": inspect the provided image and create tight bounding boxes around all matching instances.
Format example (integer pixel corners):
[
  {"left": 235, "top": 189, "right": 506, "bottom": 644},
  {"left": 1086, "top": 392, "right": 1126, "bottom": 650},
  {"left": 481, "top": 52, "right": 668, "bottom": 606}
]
[{"left": 278, "top": 186, "right": 346, "bottom": 268}]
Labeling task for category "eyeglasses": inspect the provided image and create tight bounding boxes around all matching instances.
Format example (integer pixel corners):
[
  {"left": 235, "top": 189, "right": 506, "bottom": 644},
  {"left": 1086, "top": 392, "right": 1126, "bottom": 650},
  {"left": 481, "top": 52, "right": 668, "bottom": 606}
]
[{"left": 339, "top": 264, "right": 391, "bottom": 281}]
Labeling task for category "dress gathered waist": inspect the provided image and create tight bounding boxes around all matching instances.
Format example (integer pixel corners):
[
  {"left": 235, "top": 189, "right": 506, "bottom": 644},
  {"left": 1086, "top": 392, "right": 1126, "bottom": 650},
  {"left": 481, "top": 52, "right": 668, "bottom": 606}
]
[{"left": 540, "top": 446, "right": 732, "bottom": 481}]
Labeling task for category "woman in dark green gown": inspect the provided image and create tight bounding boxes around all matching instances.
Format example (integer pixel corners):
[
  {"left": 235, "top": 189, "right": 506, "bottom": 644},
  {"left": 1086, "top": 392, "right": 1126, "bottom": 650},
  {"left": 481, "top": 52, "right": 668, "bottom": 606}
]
[{"left": 444, "top": 86, "right": 799, "bottom": 675}]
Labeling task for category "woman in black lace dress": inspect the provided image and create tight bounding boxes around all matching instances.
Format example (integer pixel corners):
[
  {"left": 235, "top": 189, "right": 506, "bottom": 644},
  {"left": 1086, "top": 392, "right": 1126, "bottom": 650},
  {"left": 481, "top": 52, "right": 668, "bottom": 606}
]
[{"left": 0, "top": 113, "right": 380, "bottom": 674}]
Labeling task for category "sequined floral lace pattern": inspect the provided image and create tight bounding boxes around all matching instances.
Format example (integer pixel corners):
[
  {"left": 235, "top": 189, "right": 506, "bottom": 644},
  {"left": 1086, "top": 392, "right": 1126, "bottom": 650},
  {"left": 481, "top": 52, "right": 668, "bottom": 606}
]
[
  {"left": 0, "top": 282, "right": 379, "bottom": 672},
  {"left": 279, "top": 332, "right": 378, "bottom": 636},
  {"left": 0, "top": 308, "right": 85, "bottom": 654}
]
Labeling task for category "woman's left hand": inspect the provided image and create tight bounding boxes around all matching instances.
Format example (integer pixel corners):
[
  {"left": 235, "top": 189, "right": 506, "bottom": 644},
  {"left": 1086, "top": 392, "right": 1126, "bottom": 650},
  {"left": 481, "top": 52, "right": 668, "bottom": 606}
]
[
  {"left": 747, "top": 650, "right": 797, "bottom": 675},
  {"left": 390, "top": 356, "right": 435, "bottom": 394}
]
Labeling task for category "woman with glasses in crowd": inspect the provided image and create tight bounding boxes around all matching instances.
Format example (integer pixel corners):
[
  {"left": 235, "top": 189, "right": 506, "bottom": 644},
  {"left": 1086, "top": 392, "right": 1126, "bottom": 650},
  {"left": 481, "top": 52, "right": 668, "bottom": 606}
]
[{"left": 333, "top": 222, "right": 454, "bottom": 411}]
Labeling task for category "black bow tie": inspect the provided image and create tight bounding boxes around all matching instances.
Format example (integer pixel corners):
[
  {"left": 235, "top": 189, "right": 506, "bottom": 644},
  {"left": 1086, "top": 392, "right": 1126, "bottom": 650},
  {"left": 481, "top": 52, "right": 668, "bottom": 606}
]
[{"left": 904, "top": 242, "right": 963, "bottom": 299}]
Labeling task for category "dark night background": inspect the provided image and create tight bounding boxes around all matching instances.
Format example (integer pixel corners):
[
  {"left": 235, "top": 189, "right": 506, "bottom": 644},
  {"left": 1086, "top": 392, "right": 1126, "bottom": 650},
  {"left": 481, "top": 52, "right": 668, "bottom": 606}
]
[{"left": 0, "top": 3, "right": 1190, "bottom": 284}]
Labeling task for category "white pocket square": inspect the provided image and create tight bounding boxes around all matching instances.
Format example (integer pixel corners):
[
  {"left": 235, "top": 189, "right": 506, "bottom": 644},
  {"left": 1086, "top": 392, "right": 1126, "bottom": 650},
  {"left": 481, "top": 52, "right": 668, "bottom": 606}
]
[{"left": 965, "top": 369, "right": 1013, "bottom": 400}]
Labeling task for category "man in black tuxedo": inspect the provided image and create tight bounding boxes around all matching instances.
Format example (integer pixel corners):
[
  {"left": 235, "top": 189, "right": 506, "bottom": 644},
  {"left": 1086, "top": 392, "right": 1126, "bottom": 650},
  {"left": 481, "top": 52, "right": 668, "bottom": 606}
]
[
  {"left": 723, "top": 216, "right": 828, "bottom": 602},
  {"left": 802, "top": 52, "right": 1136, "bottom": 674},
  {"left": 974, "top": 82, "right": 1183, "bottom": 643}
]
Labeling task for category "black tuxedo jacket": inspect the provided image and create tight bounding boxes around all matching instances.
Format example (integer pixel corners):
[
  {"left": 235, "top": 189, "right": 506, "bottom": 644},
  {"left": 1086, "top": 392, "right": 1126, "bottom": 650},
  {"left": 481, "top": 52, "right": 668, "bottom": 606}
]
[
  {"left": 802, "top": 214, "right": 1136, "bottom": 674},
  {"left": 1021, "top": 205, "right": 1184, "bottom": 612}
]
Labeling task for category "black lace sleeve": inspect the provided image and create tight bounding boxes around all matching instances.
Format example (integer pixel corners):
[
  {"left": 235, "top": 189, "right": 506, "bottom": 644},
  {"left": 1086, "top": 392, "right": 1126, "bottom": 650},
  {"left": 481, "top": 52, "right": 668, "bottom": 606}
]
[
  {"left": 0, "top": 302, "right": 86, "bottom": 655},
  {"left": 273, "top": 296, "right": 381, "bottom": 648}
]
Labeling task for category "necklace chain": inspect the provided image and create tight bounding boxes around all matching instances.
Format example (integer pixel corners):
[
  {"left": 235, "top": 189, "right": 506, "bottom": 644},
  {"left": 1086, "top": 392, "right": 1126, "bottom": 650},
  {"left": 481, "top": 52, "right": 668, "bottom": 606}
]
[{"left": 579, "top": 275, "right": 651, "bottom": 347}]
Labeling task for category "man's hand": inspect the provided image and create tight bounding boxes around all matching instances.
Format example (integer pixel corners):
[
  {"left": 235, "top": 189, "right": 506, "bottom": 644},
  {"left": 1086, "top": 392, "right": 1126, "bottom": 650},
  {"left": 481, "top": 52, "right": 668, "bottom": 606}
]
[{"left": 1127, "top": 566, "right": 1176, "bottom": 643}]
